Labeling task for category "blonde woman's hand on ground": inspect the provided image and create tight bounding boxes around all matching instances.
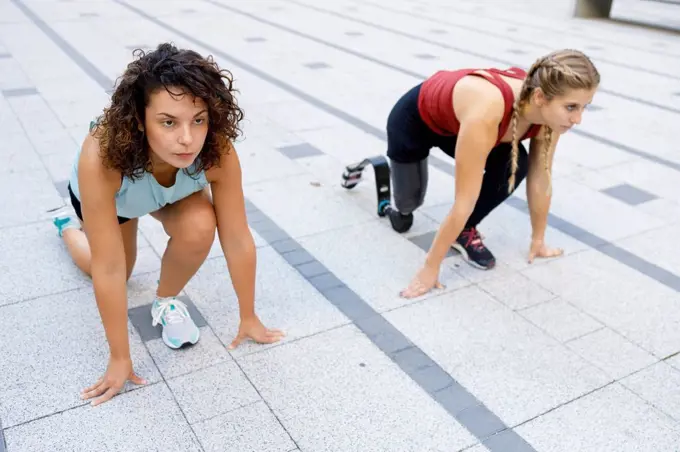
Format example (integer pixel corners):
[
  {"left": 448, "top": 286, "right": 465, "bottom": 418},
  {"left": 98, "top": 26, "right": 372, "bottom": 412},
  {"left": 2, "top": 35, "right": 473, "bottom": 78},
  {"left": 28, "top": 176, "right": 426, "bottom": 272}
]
[
  {"left": 528, "top": 238, "right": 564, "bottom": 263},
  {"left": 399, "top": 263, "right": 445, "bottom": 299}
]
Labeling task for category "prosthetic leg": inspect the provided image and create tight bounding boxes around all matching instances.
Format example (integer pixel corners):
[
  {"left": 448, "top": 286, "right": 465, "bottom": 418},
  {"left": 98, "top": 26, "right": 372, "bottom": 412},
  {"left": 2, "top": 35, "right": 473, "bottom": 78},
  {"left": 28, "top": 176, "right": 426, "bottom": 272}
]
[{"left": 341, "top": 155, "right": 416, "bottom": 233}]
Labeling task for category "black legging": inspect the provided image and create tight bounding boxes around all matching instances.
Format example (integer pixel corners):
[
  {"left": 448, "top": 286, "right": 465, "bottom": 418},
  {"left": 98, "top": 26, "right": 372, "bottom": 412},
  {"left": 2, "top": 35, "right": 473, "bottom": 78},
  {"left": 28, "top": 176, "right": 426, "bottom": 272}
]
[{"left": 385, "top": 83, "right": 529, "bottom": 228}]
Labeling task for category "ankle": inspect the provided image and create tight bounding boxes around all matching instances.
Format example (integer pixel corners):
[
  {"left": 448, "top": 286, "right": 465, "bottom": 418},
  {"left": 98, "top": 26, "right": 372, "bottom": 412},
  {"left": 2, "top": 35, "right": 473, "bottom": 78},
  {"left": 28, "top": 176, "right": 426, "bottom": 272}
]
[{"left": 61, "top": 227, "right": 81, "bottom": 240}]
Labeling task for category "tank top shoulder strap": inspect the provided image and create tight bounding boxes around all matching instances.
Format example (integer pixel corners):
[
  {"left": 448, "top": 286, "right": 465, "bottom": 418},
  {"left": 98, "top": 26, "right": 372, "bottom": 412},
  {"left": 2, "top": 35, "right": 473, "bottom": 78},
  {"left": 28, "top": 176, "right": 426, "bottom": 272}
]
[
  {"left": 490, "top": 66, "right": 528, "bottom": 80},
  {"left": 476, "top": 69, "right": 518, "bottom": 143}
]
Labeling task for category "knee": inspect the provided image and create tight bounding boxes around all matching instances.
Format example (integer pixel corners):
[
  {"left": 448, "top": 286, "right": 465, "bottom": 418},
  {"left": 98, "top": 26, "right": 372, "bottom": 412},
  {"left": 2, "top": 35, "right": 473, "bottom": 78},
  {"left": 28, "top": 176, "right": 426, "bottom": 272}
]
[{"left": 175, "top": 207, "right": 216, "bottom": 252}]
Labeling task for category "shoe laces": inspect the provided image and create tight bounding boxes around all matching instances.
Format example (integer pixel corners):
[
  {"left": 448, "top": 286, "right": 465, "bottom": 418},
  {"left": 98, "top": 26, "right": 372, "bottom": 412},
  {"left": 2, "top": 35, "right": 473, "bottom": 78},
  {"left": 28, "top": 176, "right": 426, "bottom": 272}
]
[
  {"left": 152, "top": 297, "right": 190, "bottom": 326},
  {"left": 461, "top": 228, "right": 486, "bottom": 251}
]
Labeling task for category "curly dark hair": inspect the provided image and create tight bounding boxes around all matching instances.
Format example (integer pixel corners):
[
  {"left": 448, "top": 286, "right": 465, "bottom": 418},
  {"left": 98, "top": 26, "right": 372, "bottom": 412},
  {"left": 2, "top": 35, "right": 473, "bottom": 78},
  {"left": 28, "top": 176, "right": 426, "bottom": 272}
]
[{"left": 92, "top": 42, "right": 244, "bottom": 180}]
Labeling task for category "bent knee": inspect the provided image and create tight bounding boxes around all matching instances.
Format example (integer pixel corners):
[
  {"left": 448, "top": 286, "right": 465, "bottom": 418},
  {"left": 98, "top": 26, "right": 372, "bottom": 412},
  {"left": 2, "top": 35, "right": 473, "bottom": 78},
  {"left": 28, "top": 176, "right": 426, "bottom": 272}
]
[{"left": 175, "top": 207, "right": 217, "bottom": 250}]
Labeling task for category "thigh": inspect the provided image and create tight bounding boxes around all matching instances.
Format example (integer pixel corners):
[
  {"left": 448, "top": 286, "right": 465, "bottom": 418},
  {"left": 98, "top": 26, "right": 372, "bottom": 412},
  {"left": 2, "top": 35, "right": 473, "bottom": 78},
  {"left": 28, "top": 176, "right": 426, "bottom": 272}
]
[
  {"left": 80, "top": 214, "right": 138, "bottom": 279},
  {"left": 386, "top": 84, "right": 437, "bottom": 164},
  {"left": 485, "top": 141, "right": 528, "bottom": 174},
  {"left": 435, "top": 135, "right": 459, "bottom": 160},
  {"left": 150, "top": 188, "right": 216, "bottom": 239}
]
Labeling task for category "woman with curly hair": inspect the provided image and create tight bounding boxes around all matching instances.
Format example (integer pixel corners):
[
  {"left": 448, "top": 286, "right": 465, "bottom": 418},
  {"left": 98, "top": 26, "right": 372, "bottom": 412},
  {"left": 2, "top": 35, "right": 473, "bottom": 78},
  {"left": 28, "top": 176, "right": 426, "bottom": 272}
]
[{"left": 53, "top": 43, "right": 284, "bottom": 406}]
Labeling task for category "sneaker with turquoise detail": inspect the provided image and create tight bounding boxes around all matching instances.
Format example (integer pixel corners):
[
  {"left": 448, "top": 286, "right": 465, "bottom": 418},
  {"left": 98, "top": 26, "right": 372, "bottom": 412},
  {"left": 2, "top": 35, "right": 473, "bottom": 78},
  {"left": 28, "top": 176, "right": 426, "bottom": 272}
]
[
  {"left": 52, "top": 204, "right": 81, "bottom": 237},
  {"left": 151, "top": 296, "right": 200, "bottom": 349}
]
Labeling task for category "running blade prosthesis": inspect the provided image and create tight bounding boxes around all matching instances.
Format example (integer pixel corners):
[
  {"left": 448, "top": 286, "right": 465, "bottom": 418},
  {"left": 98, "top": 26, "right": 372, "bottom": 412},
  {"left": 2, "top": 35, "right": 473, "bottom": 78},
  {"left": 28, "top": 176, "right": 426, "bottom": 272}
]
[{"left": 341, "top": 155, "right": 413, "bottom": 233}]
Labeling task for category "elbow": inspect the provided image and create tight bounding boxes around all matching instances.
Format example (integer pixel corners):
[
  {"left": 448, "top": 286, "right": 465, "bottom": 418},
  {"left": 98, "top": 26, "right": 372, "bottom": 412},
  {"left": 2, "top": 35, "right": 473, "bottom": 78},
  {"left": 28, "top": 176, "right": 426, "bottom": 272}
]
[
  {"left": 91, "top": 259, "right": 127, "bottom": 277},
  {"left": 527, "top": 176, "right": 551, "bottom": 198},
  {"left": 220, "top": 226, "right": 256, "bottom": 254},
  {"left": 90, "top": 250, "right": 128, "bottom": 281}
]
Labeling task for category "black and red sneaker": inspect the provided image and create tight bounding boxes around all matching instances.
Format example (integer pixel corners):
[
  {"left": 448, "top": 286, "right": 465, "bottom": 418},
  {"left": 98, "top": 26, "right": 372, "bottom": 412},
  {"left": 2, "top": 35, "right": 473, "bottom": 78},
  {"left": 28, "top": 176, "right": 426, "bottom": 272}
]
[{"left": 452, "top": 227, "right": 496, "bottom": 270}]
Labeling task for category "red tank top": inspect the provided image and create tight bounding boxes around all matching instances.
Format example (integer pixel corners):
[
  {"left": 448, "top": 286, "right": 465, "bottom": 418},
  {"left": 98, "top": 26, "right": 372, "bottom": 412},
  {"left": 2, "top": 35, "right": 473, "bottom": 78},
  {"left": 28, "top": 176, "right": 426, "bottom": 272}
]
[{"left": 417, "top": 67, "right": 542, "bottom": 145}]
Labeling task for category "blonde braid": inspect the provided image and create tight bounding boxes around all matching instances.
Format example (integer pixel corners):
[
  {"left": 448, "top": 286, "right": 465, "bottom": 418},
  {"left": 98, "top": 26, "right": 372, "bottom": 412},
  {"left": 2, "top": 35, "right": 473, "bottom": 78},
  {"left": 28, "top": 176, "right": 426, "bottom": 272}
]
[
  {"left": 506, "top": 65, "right": 538, "bottom": 195},
  {"left": 541, "top": 58, "right": 583, "bottom": 83},
  {"left": 507, "top": 104, "right": 520, "bottom": 195},
  {"left": 506, "top": 49, "right": 600, "bottom": 196},
  {"left": 542, "top": 125, "right": 553, "bottom": 196}
]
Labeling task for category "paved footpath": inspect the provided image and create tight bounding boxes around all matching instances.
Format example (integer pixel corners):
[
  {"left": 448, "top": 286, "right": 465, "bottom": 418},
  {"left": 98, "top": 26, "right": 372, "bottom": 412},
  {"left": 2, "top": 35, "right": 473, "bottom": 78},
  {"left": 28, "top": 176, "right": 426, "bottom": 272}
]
[{"left": 1, "top": 0, "right": 680, "bottom": 450}]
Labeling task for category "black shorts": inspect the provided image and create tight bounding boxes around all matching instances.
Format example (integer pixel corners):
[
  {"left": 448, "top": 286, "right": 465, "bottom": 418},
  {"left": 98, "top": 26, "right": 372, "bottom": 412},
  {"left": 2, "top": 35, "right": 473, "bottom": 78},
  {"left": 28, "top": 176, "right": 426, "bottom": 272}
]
[
  {"left": 68, "top": 183, "right": 131, "bottom": 225},
  {"left": 386, "top": 83, "right": 459, "bottom": 164}
]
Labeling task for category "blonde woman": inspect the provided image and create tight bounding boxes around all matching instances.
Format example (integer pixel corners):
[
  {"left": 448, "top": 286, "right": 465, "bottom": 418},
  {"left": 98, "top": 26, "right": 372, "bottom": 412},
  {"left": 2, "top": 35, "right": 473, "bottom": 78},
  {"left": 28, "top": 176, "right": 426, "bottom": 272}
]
[{"left": 343, "top": 49, "right": 600, "bottom": 298}]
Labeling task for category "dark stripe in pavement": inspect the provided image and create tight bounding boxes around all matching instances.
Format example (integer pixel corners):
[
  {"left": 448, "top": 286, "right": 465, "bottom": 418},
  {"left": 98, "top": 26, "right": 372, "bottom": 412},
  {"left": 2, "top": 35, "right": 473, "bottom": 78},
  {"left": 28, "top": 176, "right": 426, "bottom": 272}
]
[
  {"left": 15, "top": 1, "right": 531, "bottom": 447},
  {"left": 284, "top": 0, "right": 680, "bottom": 115},
  {"left": 113, "top": 0, "right": 680, "bottom": 297},
  {"left": 354, "top": 0, "right": 680, "bottom": 82},
  {"left": 9, "top": 0, "right": 115, "bottom": 92},
  {"left": 243, "top": 199, "right": 534, "bottom": 449},
  {"left": 17, "top": 0, "right": 680, "bottom": 448},
  {"left": 203, "top": 0, "right": 680, "bottom": 175}
]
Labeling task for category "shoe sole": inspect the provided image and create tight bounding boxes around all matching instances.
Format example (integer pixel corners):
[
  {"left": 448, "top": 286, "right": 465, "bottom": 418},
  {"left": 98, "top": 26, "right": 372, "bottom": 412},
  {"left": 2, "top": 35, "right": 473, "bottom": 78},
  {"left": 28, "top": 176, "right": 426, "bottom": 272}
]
[
  {"left": 451, "top": 243, "right": 494, "bottom": 270},
  {"left": 162, "top": 328, "right": 201, "bottom": 349}
]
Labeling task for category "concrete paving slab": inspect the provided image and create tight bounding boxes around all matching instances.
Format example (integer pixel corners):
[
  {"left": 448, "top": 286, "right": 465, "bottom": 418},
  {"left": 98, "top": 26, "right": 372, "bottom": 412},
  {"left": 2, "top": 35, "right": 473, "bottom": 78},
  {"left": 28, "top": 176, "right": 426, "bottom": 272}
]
[
  {"left": 519, "top": 298, "right": 604, "bottom": 342},
  {"left": 244, "top": 173, "right": 376, "bottom": 239},
  {"left": 0, "top": 288, "right": 161, "bottom": 428},
  {"left": 620, "top": 361, "right": 680, "bottom": 423},
  {"left": 144, "top": 326, "right": 230, "bottom": 380},
  {"left": 384, "top": 286, "right": 612, "bottom": 427},
  {"left": 166, "top": 360, "right": 261, "bottom": 424},
  {"left": 184, "top": 247, "right": 350, "bottom": 358},
  {"left": 0, "top": 221, "right": 90, "bottom": 306},
  {"left": 3, "top": 383, "right": 202, "bottom": 452},
  {"left": 297, "top": 220, "right": 470, "bottom": 313},
  {"left": 514, "top": 383, "right": 680, "bottom": 452},
  {"left": 0, "top": 169, "right": 63, "bottom": 229},
  {"left": 237, "top": 325, "right": 477, "bottom": 451},
  {"left": 3, "top": 0, "right": 680, "bottom": 449},
  {"left": 566, "top": 327, "right": 658, "bottom": 380},
  {"left": 522, "top": 250, "right": 680, "bottom": 358},
  {"left": 193, "top": 401, "right": 296, "bottom": 452}
]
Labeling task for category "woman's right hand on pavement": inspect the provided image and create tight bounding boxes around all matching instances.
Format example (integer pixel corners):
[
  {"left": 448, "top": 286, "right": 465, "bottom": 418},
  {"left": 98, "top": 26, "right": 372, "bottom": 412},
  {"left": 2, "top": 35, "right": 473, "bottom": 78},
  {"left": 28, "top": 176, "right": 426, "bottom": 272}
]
[{"left": 81, "top": 356, "right": 147, "bottom": 406}]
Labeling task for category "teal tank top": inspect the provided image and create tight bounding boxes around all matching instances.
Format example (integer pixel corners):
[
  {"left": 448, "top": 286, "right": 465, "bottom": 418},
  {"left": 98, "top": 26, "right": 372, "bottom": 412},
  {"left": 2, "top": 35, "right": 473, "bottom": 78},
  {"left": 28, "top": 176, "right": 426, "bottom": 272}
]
[{"left": 69, "top": 123, "right": 210, "bottom": 219}]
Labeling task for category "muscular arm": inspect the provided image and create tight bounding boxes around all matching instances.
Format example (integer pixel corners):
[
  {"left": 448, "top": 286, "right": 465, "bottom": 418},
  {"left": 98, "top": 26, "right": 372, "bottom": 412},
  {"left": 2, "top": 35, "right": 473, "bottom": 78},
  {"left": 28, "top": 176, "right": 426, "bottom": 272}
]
[
  {"left": 526, "top": 128, "right": 559, "bottom": 241},
  {"left": 425, "top": 117, "right": 498, "bottom": 267},
  {"left": 207, "top": 143, "right": 257, "bottom": 320},
  {"left": 78, "top": 134, "right": 129, "bottom": 360}
]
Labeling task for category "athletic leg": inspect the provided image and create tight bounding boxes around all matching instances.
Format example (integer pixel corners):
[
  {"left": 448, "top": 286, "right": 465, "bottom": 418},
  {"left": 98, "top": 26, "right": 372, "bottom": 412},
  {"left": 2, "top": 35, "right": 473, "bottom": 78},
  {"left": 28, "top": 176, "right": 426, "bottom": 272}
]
[
  {"left": 60, "top": 221, "right": 138, "bottom": 279},
  {"left": 466, "top": 142, "right": 529, "bottom": 227},
  {"left": 342, "top": 83, "right": 435, "bottom": 233},
  {"left": 148, "top": 187, "right": 216, "bottom": 348},
  {"left": 452, "top": 142, "right": 529, "bottom": 270}
]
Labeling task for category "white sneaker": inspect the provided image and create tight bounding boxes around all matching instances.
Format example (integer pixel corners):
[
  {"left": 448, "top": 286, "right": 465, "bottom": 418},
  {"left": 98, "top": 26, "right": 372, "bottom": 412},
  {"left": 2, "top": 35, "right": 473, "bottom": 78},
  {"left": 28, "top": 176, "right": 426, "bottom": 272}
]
[{"left": 151, "top": 296, "right": 200, "bottom": 349}]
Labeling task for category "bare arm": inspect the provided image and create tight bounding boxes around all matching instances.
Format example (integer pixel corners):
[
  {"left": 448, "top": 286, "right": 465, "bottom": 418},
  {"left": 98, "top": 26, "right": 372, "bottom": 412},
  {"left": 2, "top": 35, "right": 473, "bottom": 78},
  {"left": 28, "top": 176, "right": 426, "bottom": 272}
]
[
  {"left": 207, "top": 143, "right": 257, "bottom": 320},
  {"left": 425, "top": 117, "right": 498, "bottom": 267},
  {"left": 526, "top": 128, "right": 559, "bottom": 241},
  {"left": 424, "top": 83, "right": 503, "bottom": 269},
  {"left": 78, "top": 135, "right": 129, "bottom": 360},
  {"left": 207, "top": 143, "right": 284, "bottom": 348}
]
